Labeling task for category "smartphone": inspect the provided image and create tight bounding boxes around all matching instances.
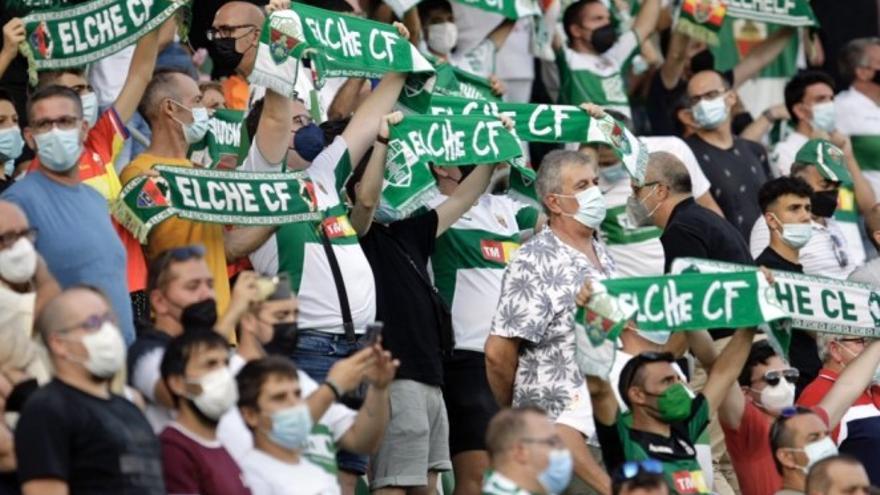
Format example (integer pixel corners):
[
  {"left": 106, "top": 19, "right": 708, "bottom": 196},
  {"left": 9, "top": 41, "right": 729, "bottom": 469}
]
[{"left": 365, "top": 322, "right": 384, "bottom": 345}]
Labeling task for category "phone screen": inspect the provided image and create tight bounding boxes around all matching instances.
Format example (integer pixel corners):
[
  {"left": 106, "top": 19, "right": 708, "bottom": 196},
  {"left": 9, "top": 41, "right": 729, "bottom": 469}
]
[{"left": 365, "top": 322, "right": 384, "bottom": 344}]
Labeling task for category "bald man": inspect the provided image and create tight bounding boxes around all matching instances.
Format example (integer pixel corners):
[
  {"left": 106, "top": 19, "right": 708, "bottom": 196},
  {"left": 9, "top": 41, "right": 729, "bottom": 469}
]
[
  {"left": 207, "top": 1, "right": 265, "bottom": 78},
  {"left": 848, "top": 203, "right": 880, "bottom": 287},
  {"left": 14, "top": 287, "right": 164, "bottom": 495},
  {"left": 806, "top": 456, "right": 871, "bottom": 495},
  {"left": 681, "top": 70, "right": 771, "bottom": 241}
]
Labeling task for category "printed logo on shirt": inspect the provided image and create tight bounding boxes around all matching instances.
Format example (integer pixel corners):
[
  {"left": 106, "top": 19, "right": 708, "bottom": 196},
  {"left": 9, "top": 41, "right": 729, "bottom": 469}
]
[
  {"left": 322, "top": 215, "right": 356, "bottom": 239},
  {"left": 480, "top": 240, "right": 520, "bottom": 264},
  {"left": 671, "top": 470, "right": 707, "bottom": 494}
]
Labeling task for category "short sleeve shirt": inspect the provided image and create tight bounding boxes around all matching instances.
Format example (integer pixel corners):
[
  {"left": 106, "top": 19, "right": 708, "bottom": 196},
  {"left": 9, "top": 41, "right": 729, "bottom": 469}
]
[
  {"left": 429, "top": 193, "right": 539, "bottom": 352},
  {"left": 244, "top": 137, "right": 376, "bottom": 333},
  {"left": 721, "top": 400, "right": 782, "bottom": 495},
  {"left": 120, "top": 153, "right": 231, "bottom": 315},
  {"left": 15, "top": 379, "right": 165, "bottom": 493},
  {"left": 555, "top": 31, "right": 639, "bottom": 117},
  {"left": 240, "top": 448, "right": 340, "bottom": 495},
  {"left": 159, "top": 423, "right": 250, "bottom": 495},
  {"left": 597, "top": 395, "right": 711, "bottom": 495},
  {"left": 749, "top": 217, "right": 854, "bottom": 280},
  {"left": 490, "top": 227, "right": 615, "bottom": 419}
]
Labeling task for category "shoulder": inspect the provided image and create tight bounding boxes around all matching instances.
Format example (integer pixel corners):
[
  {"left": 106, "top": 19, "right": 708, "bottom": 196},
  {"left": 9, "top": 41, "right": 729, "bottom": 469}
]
[
  {"left": 736, "top": 137, "right": 767, "bottom": 157},
  {"left": 120, "top": 156, "right": 154, "bottom": 185},
  {"left": 797, "top": 376, "right": 833, "bottom": 407}
]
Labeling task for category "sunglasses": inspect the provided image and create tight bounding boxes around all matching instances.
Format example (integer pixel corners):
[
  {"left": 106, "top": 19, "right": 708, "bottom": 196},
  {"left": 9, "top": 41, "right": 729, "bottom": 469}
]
[
  {"left": 830, "top": 232, "right": 849, "bottom": 269},
  {"left": 615, "top": 459, "right": 664, "bottom": 482},
  {"left": 759, "top": 368, "right": 799, "bottom": 387}
]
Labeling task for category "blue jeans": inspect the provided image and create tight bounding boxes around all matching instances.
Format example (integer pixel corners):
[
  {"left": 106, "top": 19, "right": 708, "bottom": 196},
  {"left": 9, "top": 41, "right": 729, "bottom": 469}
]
[{"left": 292, "top": 330, "right": 369, "bottom": 475}]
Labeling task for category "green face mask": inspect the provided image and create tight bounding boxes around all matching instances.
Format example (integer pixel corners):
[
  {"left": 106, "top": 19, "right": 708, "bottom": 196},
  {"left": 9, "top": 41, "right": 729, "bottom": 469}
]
[{"left": 651, "top": 382, "right": 693, "bottom": 423}]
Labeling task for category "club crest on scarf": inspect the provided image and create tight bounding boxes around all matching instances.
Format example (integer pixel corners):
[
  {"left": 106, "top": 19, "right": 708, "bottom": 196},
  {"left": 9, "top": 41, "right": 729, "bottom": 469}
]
[
  {"left": 268, "top": 10, "right": 304, "bottom": 65},
  {"left": 136, "top": 177, "right": 170, "bottom": 209},
  {"left": 29, "top": 21, "right": 53, "bottom": 59}
]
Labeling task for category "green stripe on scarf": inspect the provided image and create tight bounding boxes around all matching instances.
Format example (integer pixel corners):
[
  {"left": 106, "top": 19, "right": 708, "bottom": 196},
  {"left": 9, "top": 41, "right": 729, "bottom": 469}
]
[
  {"left": 249, "top": 4, "right": 434, "bottom": 101},
  {"left": 20, "top": 0, "right": 187, "bottom": 80},
  {"left": 188, "top": 109, "right": 249, "bottom": 170},
  {"left": 113, "top": 165, "right": 322, "bottom": 242},
  {"left": 450, "top": 0, "right": 541, "bottom": 20},
  {"left": 725, "top": 0, "right": 818, "bottom": 26}
]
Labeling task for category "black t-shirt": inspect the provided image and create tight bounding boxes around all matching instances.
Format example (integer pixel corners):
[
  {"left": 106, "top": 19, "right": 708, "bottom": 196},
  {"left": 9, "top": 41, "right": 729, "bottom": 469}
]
[
  {"left": 359, "top": 210, "right": 447, "bottom": 386},
  {"left": 15, "top": 379, "right": 165, "bottom": 494},
  {"left": 755, "top": 247, "right": 820, "bottom": 398},
  {"left": 684, "top": 135, "right": 771, "bottom": 241}
]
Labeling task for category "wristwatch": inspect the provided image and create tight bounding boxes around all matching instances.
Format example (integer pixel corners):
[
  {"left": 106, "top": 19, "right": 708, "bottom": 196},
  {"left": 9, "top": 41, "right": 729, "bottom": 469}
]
[
  {"left": 762, "top": 109, "right": 777, "bottom": 122},
  {"left": 323, "top": 379, "right": 344, "bottom": 400},
  {"left": 376, "top": 135, "right": 389, "bottom": 146}
]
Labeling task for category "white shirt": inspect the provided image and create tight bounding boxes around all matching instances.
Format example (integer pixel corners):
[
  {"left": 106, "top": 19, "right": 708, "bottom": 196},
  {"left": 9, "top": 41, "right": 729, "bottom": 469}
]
[
  {"left": 240, "top": 448, "right": 341, "bottom": 495},
  {"left": 749, "top": 216, "right": 855, "bottom": 279},
  {"left": 771, "top": 131, "right": 809, "bottom": 177},
  {"left": 835, "top": 87, "right": 880, "bottom": 137}
]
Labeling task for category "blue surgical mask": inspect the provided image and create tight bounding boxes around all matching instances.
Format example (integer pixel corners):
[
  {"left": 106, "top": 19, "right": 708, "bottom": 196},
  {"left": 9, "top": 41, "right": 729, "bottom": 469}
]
[
  {"left": 171, "top": 101, "right": 210, "bottom": 144},
  {"left": 781, "top": 223, "right": 813, "bottom": 249},
  {"left": 268, "top": 403, "right": 313, "bottom": 450},
  {"left": 692, "top": 95, "right": 729, "bottom": 129},
  {"left": 810, "top": 101, "right": 836, "bottom": 133},
  {"left": 557, "top": 186, "right": 606, "bottom": 229},
  {"left": 292, "top": 123, "right": 325, "bottom": 162},
  {"left": 538, "top": 449, "right": 573, "bottom": 494},
  {"left": 0, "top": 127, "right": 24, "bottom": 176},
  {"left": 81, "top": 92, "right": 99, "bottom": 128},
  {"left": 598, "top": 163, "right": 629, "bottom": 184},
  {"left": 35, "top": 127, "right": 82, "bottom": 172}
]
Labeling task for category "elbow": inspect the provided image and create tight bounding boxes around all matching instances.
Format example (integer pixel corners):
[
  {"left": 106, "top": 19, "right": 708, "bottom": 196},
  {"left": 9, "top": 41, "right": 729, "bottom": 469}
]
[{"left": 484, "top": 336, "right": 511, "bottom": 374}]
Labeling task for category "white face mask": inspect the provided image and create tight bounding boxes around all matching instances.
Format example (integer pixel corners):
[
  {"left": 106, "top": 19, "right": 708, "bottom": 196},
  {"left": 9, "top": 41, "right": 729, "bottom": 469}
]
[
  {"left": 427, "top": 22, "right": 458, "bottom": 55},
  {"left": 796, "top": 436, "right": 838, "bottom": 474},
  {"left": 189, "top": 366, "right": 238, "bottom": 420},
  {"left": 771, "top": 214, "right": 813, "bottom": 249},
  {"left": 754, "top": 379, "right": 795, "bottom": 412},
  {"left": 80, "top": 92, "right": 99, "bottom": 128},
  {"left": 810, "top": 101, "right": 836, "bottom": 133},
  {"left": 0, "top": 237, "right": 37, "bottom": 284},
  {"left": 556, "top": 186, "right": 607, "bottom": 229},
  {"left": 79, "top": 321, "right": 127, "bottom": 379},
  {"left": 691, "top": 95, "right": 729, "bottom": 129}
]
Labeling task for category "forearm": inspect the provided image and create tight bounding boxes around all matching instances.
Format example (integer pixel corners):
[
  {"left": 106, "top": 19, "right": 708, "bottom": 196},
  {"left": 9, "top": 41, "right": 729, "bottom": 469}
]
[
  {"left": 351, "top": 142, "right": 388, "bottom": 236},
  {"left": 402, "top": 7, "right": 421, "bottom": 46},
  {"left": 340, "top": 385, "right": 390, "bottom": 454},
  {"left": 306, "top": 385, "right": 336, "bottom": 423},
  {"left": 224, "top": 226, "right": 277, "bottom": 261},
  {"left": 114, "top": 27, "right": 161, "bottom": 122},
  {"left": 687, "top": 330, "right": 719, "bottom": 370},
  {"left": 343, "top": 72, "right": 406, "bottom": 163},
  {"left": 733, "top": 27, "right": 794, "bottom": 89},
  {"left": 820, "top": 340, "right": 880, "bottom": 427},
  {"left": 632, "top": 0, "right": 660, "bottom": 43},
  {"left": 486, "top": 359, "right": 515, "bottom": 407},
  {"left": 0, "top": 49, "right": 15, "bottom": 81},
  {"left": 488, "top": 20, "right": 515, "bottom": 49},
  {"left": 586, "top": 375, "right": 618, "bottom": 425},
  {"left": 846, "top": 155, "right": 876, "bottom": 215},
  {"left": 256, "top": 89, "right": 295, "bottom": 164},
  {"left": 703, "top": 327, "right": 757, "bottom": 411},
  {"left": 558, "top": 424, "right": 611, "bottom": 495},
  {"left": 436, "top": 165, "right": 492, "bottom": 235},
  {"left": 328, "top": 79, "right": 367, "bottom": 121},
  {"left": 739, "top": 114, "right": 773, "bottom": 142}
]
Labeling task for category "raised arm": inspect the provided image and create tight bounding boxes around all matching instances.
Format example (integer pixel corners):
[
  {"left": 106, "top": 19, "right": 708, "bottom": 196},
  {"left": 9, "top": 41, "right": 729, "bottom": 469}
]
[
  {"left": 223, "top": 227, "right": 277, "bottom": 261},
  {"left": 327, "top": 78, "right": 369, "bottom": 121},
  {"left": 831, "top": 132, "right": 876, "bottom": 216},
  {"left": 435, "top": 165, "right": 493, "bottom": 236},
  {"left": 701, "top": 327, "right": 757, "bottom": 414},
  {"left": 254, "top": 87, "right": 294, "bottom": 165},
  {"left": 819, "top": 339, "right": 880, "bottom": 428},
  {"left": 113, "top": 18, "right": 174, "bottom": 122},
  {"left": 587, "top": 374, "right": 619, "bottom": 426},
  {"left": 487, "top": 19, "right": 516, "bottom": 49},
  {"left": 350, "top": 112, "right": 403, "bottom": 236},
  {"left": 732, "top": 27, "right": 795, "bottom": 90},
  {"left": 631, "top": 0, "right": 661, "bottom": 45},
  {"left": 337, "top": 341, "right": 397, "bottom": 454},
  {"left": 0, "top": 19, "right": 24, "bottom": 81}
]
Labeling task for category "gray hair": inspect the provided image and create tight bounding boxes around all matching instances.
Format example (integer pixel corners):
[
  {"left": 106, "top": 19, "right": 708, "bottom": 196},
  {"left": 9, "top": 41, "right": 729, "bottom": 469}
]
[
  {"left": 815, "top": 332, "right": 848, "bottom": 363},
  {"left": 646, "top": 151, "right": 692, "bottom": 194},
  {"left": 839, "top": 37, "right": 880, "bottom": 84},
  {"left": 536, "top": 150, "right": 596, "bottom": 214}
]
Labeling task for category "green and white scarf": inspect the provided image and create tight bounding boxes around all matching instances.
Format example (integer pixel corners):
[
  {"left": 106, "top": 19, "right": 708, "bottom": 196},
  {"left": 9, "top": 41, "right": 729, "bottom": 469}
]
[
  {"left": 249, "top": 4, "right": 434, "bottom": 100},
  {"left": 113, "top": 165, "right": 321, "bottom": 242},
  {"left": 672, "top": 258, "right": 880, "bottom": 351},
  {"left": 380, "top": 114, "right": 522, "bottom": 213},
  {"left": 676, "top": 0, "right": 816, "bottom": 45},
  {"left": 188, "top": 109, "right": 249, "bottom": 170},
  {"left": 450, "top": 0, "right": 541, "bottom": 20},
  {"left": 19, "top": 0, "right": 188, "bottom": 83},
  {"left": 575, "top": 268, "right": 789, "bottom": 377}
]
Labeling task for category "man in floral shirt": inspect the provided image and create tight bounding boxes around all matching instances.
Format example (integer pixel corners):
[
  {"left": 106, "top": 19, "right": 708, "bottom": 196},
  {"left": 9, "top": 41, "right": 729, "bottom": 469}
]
[{"left": 486, "top": 149, "right": 616, "bottom": 494}]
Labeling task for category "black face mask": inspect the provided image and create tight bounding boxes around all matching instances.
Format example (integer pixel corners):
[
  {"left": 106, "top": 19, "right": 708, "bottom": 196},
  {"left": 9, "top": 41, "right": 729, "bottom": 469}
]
[
  {"left": 873, "top": 69, "right": 880, "bottom": 86},
  {"left": 590, "top": 24, "right": 618, "bottom": 54},
  {"left": 811, "top": 189, "right": 839, "bottom": 218},
  {"left": 264, "top": 321, "right": 299, "bottom": 357},
  {"left": 5, "top": 378, "right": 38, "bottom": 413},
  {"left": 207, "top": 37, "right": 243, "bottom": 78},
  {"left": 181, "top": 298, "right": 218, "bottom": 332},
  {"left": 292, "top": 123, "right": 325, "bottom": 162}
]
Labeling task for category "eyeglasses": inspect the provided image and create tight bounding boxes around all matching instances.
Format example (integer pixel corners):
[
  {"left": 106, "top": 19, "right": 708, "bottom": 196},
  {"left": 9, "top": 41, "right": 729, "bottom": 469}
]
[
  {"left": 837, "top": 337, "right": 868, "bottom": 345},
  {"left": 631, "top": 181, "right": 660, "bottom": 196},
  {"left": 57, "top": 312, "right": 115, "bottom": 334},
  {"left": 0, "top": 228, "right": 37, "bottom": 250},
  {"left": 521, "top": 436, "right": 564, "bottom": 448},
  {"left": 830, "top": 232, "right": 849, "bottom": 269},
  {"left": 30, "top": 116, "right": 81, "bottom": 134},
  {"left": 615, "top": 459, "right": 664, "bottom": 482},
  {"left": 206, "top": 24, "right": 257, "bottom": 41},
  {"left": 67, "top": 83, "right": 93, "bottom": 96},
  {"left": 757, "top": 368, "right": 799, "bottom": 387}
]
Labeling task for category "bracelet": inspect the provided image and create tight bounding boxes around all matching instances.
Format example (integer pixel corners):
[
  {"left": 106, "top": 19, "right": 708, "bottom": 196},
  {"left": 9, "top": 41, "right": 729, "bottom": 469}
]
[
  {"left": 376, "top": 135, "right": 389, "bottom": 146},
  {"left": 762, "top": 109, "right": 776, "bottom": 122},
  {"left": 324, "top": 379, "right": 343, "bottom": 400}
]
